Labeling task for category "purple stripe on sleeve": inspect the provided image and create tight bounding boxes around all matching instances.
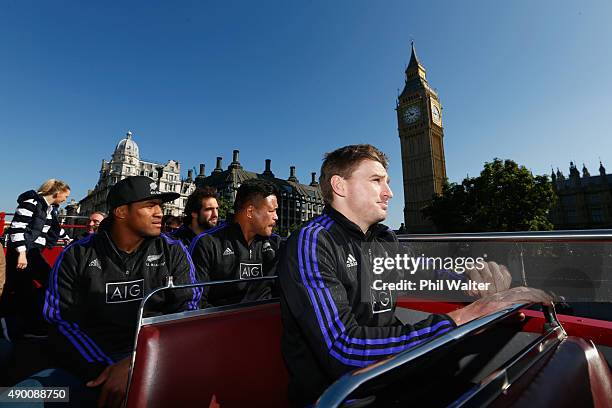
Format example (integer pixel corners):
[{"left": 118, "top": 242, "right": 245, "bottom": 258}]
[
  {"left": 162, "top": 234, "right": 203, "bottom": 307},
  {"left": 44, "top": 235, "right": 114, "bottom": 364},
  {"left": 297, "top": 220, "right": 333, "bottom": 348}
]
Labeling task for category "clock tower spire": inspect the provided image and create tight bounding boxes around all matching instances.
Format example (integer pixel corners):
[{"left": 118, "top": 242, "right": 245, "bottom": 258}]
[
  {"left": 405, "top": 42, "right": 427, "bottom": 81},
  {"left": 397, "top": 42, "right": 447, "bottom": 232}
]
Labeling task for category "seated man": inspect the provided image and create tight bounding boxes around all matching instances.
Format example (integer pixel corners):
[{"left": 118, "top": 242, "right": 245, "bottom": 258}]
[
  {"left": 17, "top": 176, "right": 202, "bottom": 407},
  {"left": 190, "top": 179, "right": 281, "bottom": 307},
  {"left": 170, "top": 186, "right": 220, "bottom": 248},
  {"left": 75, "top": 211, "right": 107, "bottom": 239},
  {"left": 85, "top": 211, "right": 107, "bottom": 235},
  {"left": 279, "top": 144, "right": 551, "bottom": 406}
]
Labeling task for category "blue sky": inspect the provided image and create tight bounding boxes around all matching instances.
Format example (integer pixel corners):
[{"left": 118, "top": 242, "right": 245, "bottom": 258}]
[{"left": 1, "top": 0, "right": 611, "bottom": 228}]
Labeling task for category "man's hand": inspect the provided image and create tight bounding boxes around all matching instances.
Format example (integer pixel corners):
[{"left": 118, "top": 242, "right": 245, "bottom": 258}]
[
  {"left": 465, "top": 261, "right": 512, "bottom": 297},
  {"left": 447, "top": 286, "right": 552, "bottom": 326},
  {"left": 16, "top": 252, "right": 28, "bottom": 270},
  {"left": 86, "top": 357, "right": 131, "bottom": 408}
]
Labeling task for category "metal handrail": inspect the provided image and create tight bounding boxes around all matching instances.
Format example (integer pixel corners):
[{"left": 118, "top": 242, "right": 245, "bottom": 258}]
[
  {"left": 1, "top": 213, "right": 90, "bottom": 219},
  {"left": 314, "top": 303, "right": 561, "bottom": 408},
  {"left": 450, "top": 314, "right": 565, "bottom": 407}
]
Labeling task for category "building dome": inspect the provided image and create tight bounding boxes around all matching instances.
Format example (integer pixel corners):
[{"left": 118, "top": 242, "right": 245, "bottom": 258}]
[{"left": 114, "top": 131, "right": 140, "bottom": 160}]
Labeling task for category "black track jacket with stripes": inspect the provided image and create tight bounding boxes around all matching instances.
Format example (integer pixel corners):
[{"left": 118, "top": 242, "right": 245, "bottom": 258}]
[
  {"left": 43, "top": 227, "right": 201, "bottom": 381},
  {"left": 190, "top": 222, "right": 281, "bottom": 307},
  {"left": 279, "top": 207, "right": 456, "bottom": 405}
]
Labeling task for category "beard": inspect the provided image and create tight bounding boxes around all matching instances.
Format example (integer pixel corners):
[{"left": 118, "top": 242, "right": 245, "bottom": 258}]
[{"left": 197, "top": 213, "right": 218, "bottom": 230}]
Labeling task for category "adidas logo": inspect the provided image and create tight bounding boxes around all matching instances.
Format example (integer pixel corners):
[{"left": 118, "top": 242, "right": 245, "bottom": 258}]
[
  {"left": 223, "top": 247, "right": 234, "bottom": 256},
  {"left": 89, "top": 259, "right": 101, "bottom": 269},
  {"left": 346, "top": 254, "right": 358, "bottom": 268}
]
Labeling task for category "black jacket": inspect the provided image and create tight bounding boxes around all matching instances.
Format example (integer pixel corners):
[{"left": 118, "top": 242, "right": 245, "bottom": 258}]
[
  {"left": 190, "top": 222, "right": 281, "bottom": 307},
  {"left": 279, "top": 207, "right": 456, "bottom": 405},
  {"left": 43, "top": 227, "right": 201, "bottom": 380},
  {"left": 168, "top": 225, "right": 197, "bottom": 249},
  {"left": 7, "top": 190, "right": 68, "bottom": 252}
]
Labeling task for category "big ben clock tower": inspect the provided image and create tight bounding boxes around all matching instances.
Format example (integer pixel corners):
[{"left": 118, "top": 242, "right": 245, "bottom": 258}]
[{"left": 397, "top": 42, "right": 446, "bottom": 232}]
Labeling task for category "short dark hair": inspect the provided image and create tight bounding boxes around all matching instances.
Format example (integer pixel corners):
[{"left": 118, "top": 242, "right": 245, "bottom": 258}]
[
  {"left": 163, "top": 215, "right": 182, "bottom": 228},
  {"left": 184, "top": 186, "right": 218, "bottom": 223},
  {"left": 234, "top": 179, "right": 278, "bottom": 212},
  {"left": 320, "top": 144, "right": 389, "bottom": 204}
]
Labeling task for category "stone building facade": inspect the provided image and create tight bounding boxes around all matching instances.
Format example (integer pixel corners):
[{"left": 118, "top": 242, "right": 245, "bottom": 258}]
[
  {"left": 73, "top": 133, "right": 323, "bottom": 236},
  {"left": 194, "top": 150, "right": 324, "bottom": 236},
  {"left": 77, "top": 132, "right": 196, "bottom": 217},
  {"left": 550, "top": 162, "right": 612, "bottom": 229}
]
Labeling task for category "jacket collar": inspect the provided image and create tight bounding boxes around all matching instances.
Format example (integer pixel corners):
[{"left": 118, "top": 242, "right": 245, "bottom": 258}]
[
  {"left": 323, "top": 206, "right": 389, "bottom": 240},
  {"left": 228, "top": 221, "right": 269, "bottom": 247},
  {"left": 99, "top": 228, "right": 155, "bottom": 263}
]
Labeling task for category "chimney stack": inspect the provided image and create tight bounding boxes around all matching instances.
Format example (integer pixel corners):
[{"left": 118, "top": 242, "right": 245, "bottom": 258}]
[
  {"left": 187, "top": 169, "right": 193, "bottom": 181},
  {"left": 288, "top": 166, "right": 299, "bottom": 183},
  {"left": 213, "top": 157, "right": 223, "bottom": 173},
  {"left": 199, "top": 163, "right": 206, "bottom": 177},
  {"left": 263, "top": 159, "right": 274, "bottom": 177},
  {"left": 229, "top": 150, "right": 242, "bottom": 169},
  {"left": 310, "top": 172, "right": 319, "bottom": 187}
]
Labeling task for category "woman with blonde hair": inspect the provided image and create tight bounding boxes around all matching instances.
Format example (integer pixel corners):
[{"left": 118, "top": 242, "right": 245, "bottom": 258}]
[{"left": 0, "top": 179, "right": 71, "bottom": 339}]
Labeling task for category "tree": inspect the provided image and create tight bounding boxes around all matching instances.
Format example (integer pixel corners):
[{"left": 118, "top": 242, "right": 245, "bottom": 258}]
[
  {"left": 217, "top": 195, "right": 233, "bottom": 222},
  {"left": 423, "top": 158, "right": 556, "bottom": 232}
]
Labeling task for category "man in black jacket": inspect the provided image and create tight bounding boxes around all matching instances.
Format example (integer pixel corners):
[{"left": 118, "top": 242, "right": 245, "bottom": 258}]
[
  {"left": 279, "top": 144, "right": 551, "bottom": 405},
  {"left": 16, "top": 176, "right": 201, "bottom": 408},
  {"left": 190, "top": 179, "right": 281, "bottom": 307},
  {"left": 169, "top": 186, "right": 220, "bottom": 248}
]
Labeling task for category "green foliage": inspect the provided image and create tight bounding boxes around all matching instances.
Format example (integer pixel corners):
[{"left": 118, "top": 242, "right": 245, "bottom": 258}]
[
  {"left": 217, "top": 195, "right": 233, "bottom": 221},
  {"left": 423, "top": 158, "right": 557, "bottom": 232}
]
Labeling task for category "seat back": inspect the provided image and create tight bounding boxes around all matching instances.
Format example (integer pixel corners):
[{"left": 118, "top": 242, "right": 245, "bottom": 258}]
[
  {"left": 490, "top": 336, "right": 612, "bottom": 408},
  {"left": 126, "top": 301, "right": 289, "bottom": 408}
]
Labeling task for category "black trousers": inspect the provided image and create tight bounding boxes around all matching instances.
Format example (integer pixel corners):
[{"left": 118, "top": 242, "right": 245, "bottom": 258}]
[{"left": 0, "top": 248, "right": 51, "bottom": 337}]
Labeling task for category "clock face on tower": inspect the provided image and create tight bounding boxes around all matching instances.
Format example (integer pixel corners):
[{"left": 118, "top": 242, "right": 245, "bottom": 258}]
[
  {"left": 431, "top": 100, "right": 442, "bottom": 126},
  {"left": 402, "top": 104, "right": 421, "bottom": 124}
]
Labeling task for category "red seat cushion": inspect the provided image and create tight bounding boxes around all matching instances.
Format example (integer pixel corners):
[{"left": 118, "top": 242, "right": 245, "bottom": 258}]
[{"left": 126, "top": 302, "right": 289, "bottom": 408}]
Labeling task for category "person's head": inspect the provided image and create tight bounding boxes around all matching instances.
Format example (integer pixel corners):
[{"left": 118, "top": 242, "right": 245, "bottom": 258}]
[
  {"left": 106, "top": 176, "right": 180, "bottom": 238},
  {"left": 87, "top": 211, "right": 107, "bottom": 234},
  {"left": 320, "top": 144, "right": 393, "bottom": 231},
  {"left": 162, "top": 215, "right": 182, "bottom": 233},
  {"left": 234, "top": 179, "right": 278, "bottom": 237},
  {"left": 184, "top": 186, "right": 219, "bottom": 231},
  {"left": 38, "top": 179, "right": 71, "bottom": 205}
]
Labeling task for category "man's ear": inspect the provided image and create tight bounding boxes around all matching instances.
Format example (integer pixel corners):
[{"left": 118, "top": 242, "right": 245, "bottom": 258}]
[
  {"left": 114, "top": 205, "right": 128, "bottom": 220},
  {"left": 246, "top": 204, "right": 254, "bottom": 219},
  {"left": 191, "top": 211, "right": 198, "bottom": 220},
  {"left": 330, "top": 175, "right": 347, "bottom": 198}
]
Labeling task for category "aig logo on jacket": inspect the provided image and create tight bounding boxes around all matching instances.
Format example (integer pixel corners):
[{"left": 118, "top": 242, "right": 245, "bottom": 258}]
[
  {"left": 239, "top": 263, "right": 262, "bottom": 279},
  {"left": 370, "top": 287, "right": 393, "bottom": 314},
  {"left": 106, "top": 279, "right": 145, "bottom": 303}
]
